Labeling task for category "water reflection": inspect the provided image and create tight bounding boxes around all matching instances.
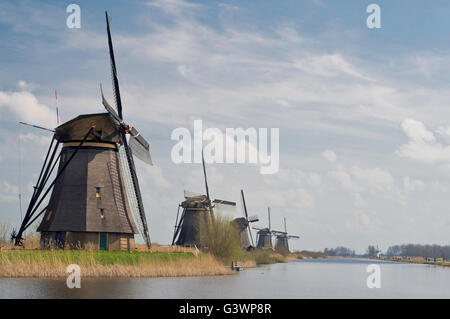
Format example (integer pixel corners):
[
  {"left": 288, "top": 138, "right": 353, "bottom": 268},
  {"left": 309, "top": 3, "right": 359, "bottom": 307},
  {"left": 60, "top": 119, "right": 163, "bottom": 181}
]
[{"left": 1, "top": 258, "right": 449, "bottom": 299}]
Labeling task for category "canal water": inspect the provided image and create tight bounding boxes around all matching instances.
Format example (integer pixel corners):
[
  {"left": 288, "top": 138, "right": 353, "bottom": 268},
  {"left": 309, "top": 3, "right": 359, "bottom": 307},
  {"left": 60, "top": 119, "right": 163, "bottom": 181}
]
[{"left": 1, "top": 258, "right": 449, "bottom": 298}]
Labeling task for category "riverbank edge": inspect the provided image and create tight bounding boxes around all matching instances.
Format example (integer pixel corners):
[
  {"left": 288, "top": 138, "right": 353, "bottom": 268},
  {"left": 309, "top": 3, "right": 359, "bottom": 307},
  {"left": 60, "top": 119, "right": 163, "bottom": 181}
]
[
  {"left": 0, "top": 248, "right": 307, "bottom": 278},
  {"left": 380, "top": 258, "right": 450, "bottom": 267},
  {"left": 323, "top": 255, "right": 450, "bottom": 268},
  {"left": 0, "top": 249, "right": 237, "bottom": 278}
]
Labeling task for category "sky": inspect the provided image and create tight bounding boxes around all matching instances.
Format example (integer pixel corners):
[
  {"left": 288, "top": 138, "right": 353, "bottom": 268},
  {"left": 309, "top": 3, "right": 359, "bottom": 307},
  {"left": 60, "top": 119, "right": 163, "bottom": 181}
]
[{"left": 0, "top": 0, "right": 450, "bottom": 253}]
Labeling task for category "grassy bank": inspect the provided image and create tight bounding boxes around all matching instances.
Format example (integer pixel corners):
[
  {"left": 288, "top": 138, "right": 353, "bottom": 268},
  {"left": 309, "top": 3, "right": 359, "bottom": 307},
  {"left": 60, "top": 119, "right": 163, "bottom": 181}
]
[
  {"left": 241, "top": 249, "right": 288, "bottom": 266},
  {"left": 0, "top": 249, "right": 233, "bottom": 278},
  {"left": 0, "top": 219, "right": 301, "bottom": 278}
]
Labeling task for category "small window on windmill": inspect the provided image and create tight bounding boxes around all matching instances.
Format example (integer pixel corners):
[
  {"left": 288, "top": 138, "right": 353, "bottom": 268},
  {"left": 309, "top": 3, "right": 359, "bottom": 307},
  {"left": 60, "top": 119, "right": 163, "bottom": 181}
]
[
  {"left": 61, "top": 152, "right": 66, "bottom": 163},
  {"left": 100, "top": 209, "right": 105, "bottom": 219},
  {"left": 46, "top": 209, "right": 53, "bottom": 222},
  {"left": 96, "top": 187, "right": 101, "bottom": 198}
]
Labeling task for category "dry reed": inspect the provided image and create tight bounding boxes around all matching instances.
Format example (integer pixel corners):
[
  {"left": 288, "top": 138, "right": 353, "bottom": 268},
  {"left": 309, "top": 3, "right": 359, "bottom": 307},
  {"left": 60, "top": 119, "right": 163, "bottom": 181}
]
[{"left": 0, "top": 249, "right": 233, "bottom": 278}]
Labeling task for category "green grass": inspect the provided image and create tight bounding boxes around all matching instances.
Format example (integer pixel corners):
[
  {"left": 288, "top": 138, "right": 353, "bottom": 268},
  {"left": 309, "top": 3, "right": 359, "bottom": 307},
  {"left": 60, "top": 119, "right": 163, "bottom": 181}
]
[{"left": 1, "top": 250, "right": 196, "bottom": 266}]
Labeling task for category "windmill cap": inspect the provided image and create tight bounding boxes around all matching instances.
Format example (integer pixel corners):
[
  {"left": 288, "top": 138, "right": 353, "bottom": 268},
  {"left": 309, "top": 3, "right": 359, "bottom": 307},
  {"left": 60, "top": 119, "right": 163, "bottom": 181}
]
[{"left": 55, "top": 113, "right": 120, "bottom": 144}]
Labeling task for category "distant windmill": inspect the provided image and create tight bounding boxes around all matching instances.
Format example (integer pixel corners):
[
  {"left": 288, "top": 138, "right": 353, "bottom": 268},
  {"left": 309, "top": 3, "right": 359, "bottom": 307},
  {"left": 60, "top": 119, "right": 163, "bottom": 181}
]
[
  {"left": 272, "top": 217, "right": 300, "bottom": 253},
  {"left": 13, "top": 11, "right": 152, "bottom": 251},
  {"left": 172, "top": 151, "right": 236, "bottom": 247},
  {"left": 232, "top": 190, "right": 259, "bottom": 250},
  {"left": 253, "top": 207, "right": 280, "bottom": 249}
]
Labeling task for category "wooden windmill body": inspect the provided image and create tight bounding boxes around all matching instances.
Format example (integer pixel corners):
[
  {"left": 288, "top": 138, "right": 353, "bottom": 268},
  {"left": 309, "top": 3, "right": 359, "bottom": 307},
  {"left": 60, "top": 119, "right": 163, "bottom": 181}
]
[
  {"left": 173, "top": 194, "right": 211, "bottom": 246},
  {"left": 273, "top": 218, "right": 300, "bottom": 253},
  {"left": 232, "top": 190, "right": 258, "bottom": 250},
  {"left": 172, "top": 152, "right": 236, "bottom": 247},
  {"left": 37, "top": 114, "right": 139, "bottom": 250},
  {"left": 254, "top": 207, "right": 274, "bottom": 249},
  {"left": 14, "top": 12, "right": 152, "bottom": 251}
]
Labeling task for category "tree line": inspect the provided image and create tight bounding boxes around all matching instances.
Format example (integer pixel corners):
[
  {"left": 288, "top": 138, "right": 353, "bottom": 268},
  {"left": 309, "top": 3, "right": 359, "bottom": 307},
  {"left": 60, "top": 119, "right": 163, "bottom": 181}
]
[
  {"left": 324, "top": 244, "right": 449, "bottom": 259},
  {"left": 323, "top": 247, "right": 356, "bottom": 257},
  {"left": 385, "top": 244, "right": 450, "bottom": 259}
]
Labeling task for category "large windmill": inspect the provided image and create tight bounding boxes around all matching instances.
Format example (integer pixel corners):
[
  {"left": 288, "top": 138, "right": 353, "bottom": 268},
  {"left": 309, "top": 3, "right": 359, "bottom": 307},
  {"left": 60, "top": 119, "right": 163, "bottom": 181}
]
[
  {"left": 253, "top": 207, "right": 281, "bottom": 249},
  {"left": 13, "top": 11, "right": 152, "bottom": 251},
  {"left": 232, "top": 190, "right": 259, "bottom": 250},
  {"left": 272, "top": 218, "right": 300, "bottom": 253},
  {"left": 171, "top": 151, "right": 236, "bottom": 247}
]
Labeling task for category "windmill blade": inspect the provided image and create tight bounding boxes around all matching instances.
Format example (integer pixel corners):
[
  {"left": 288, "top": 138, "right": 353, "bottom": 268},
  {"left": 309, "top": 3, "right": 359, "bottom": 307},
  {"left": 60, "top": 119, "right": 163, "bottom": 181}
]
[
  {"left": 105, "top": 11, "right": 123, "bottom": 118},
  {"left": 129, "top": 126, "right": 150, "bottom": 149},
  {"left": 252, "top": 227, "right": 264, "bottom": 231},
  {"left": 288, "top": 235, "right": 300, "bottom": 239},
  {"left": 201, "top": 150, "right": 210, "bottom": 201},
  {"left": 248, "top": 215, "right": 259, "bottom": 223},
  {"left": 129, "top": 134, "right": 153, "bottom": 165},
  {"left": 240, "top": 190, "right": 249, "bottom": 219},
  {"left": 101, "top": 84, "right": 122, "bottom": 123},
  {"left": 240, "top": 189, "right": 255, "bottom": 247},
  {"left": 172, "top": 206, "right": 185, "bottom": 245},
  {"left": 213, "top": 199, "right": 236, "bottom": 206},
  {"left": 19, "top": 121, "right": 55, "bottom": 133},
  {"left": 102, "top": 85, "right": 153, "bottom": 166},
  {"left": 120, "top": 138, "right": 151, "bottom": 248},
  {"left": 104, "top": 12, "right": 151, "bottom": 248}
]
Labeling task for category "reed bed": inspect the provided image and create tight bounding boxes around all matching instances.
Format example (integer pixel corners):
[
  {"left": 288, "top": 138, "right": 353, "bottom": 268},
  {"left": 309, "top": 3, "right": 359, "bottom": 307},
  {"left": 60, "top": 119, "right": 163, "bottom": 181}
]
[
  {"left": 242, "top": 249, "right": 287, "bottom": 265},
  {"left": 0, "top": 250, "right": 232, "bottom": 278}
]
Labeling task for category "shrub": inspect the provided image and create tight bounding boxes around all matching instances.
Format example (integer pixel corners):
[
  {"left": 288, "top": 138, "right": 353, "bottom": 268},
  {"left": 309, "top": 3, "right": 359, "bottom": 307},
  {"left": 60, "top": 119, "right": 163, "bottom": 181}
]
[{"left": 196, "top": 213, "right": 241, "bottom": 263}]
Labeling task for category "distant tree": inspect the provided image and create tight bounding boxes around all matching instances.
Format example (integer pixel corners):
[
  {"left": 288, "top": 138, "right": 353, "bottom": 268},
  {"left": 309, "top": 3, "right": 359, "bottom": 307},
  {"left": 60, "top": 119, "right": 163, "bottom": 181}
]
[
  {"left": 365, "top": 245, "right": 379, "bottom": 258},
  {"left": 324, "top": 246, "right": 355, "bottom": 257},
  {"left": 385, "top": 244, "right": 450, "bottom": 259}
]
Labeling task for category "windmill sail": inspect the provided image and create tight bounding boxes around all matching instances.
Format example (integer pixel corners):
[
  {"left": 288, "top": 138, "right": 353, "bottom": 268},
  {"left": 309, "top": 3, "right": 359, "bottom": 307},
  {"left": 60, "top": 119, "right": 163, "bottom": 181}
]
[
  {"left": 129, "top": 134, "right": 152, "bottom": 165},
  {"left": 101, "top": 85, "right": 153, "bottom": 166},
  {"left": 241, "top": 189, "right": 254, "bottom": 247},
  {"left": 101, "top": 84, "right": 121, "bottom": 123},
  {"left": 105, "top": 11, "right": 151, "bottom": 248}
]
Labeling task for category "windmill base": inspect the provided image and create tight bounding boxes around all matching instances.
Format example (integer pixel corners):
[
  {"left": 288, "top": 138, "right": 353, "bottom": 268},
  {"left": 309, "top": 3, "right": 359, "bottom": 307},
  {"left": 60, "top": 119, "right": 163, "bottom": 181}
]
[{"left": 39, "top": 231, "right": 135, "bottom": 251}]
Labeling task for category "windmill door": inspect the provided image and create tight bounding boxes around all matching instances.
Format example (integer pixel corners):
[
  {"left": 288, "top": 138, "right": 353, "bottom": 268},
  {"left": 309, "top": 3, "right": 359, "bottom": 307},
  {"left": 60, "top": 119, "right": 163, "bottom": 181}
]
[{"left": 99, "top": 232, "right": 107, "bottom": 251}]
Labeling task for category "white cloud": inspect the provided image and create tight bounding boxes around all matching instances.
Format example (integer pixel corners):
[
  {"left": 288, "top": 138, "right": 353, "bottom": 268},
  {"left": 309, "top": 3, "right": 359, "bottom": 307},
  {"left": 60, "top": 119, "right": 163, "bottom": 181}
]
[
  {"left": 401, "top": 118, "right": 435, "bottom": 143},
  {"left": 145, "top": 0, "right": 201, "bottom": 15},
  {"left": 349, "top": 166, "right": 394, "bottom": 193},
  {"left": 403, "top": 176, "right": 425, "bottom": 192},
  {"left": 436, "top": 125, "right": 450, "bottom": 142},
  {"left": 0, "top": 181, "right": 18, "bottom": 203},
  {"left": 17, "top": 80, "right": 38, "bottom": 91},
  {"left": 322, "top": 150, "right": 337, "bottom": 162},
  {"left": 0, "top": 89, "right": 56, "bottom": 127},
  {"left": 397, "top": 118, "right": 450, "bottom": 164},
  {"left": 218, "top": 3, "right": 240, "bottom": 11},
  {"left": 293, "top": 54, "right": 367, "bottom": 79}
]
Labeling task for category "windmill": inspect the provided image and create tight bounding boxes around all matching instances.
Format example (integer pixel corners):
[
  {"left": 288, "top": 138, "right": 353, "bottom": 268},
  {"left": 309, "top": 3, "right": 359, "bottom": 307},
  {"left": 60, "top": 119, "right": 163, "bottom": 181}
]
[
  {"left": 272, "top": 217, "right": 300, "bottom": 253},
  {"left": 232, "top": 190, "right": 259, "bottom": 250},
  {"left": 13, "top": 11, "right": 152, "bottom": 251},
  {"left": 253, "top": 207, "right": 278, "bottom": 249},
  {"left": 172, "top": 151, "right": 236, "bottom": 247}
]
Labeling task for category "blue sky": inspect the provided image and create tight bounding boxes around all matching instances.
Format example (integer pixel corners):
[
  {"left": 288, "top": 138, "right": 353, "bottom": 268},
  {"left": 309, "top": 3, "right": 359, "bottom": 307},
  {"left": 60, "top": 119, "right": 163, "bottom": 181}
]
[{"left": 1, "top": 0, "right": 450, "bottom": 252}]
